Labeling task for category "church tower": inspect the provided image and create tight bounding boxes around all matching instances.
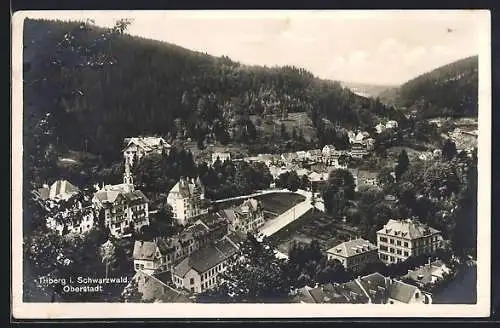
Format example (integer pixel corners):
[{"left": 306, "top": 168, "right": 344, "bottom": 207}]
[{"left": 124, "top": 156, "right": 134, "bottom": 186}]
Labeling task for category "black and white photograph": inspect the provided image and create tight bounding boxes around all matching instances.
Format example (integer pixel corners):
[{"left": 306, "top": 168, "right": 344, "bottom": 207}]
[{"left": 11, "top": 10, "right": 491, "bottom": 318}]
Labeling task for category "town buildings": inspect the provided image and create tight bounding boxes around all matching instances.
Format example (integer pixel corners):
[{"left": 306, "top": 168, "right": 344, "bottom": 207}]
[
  {"left": 219, "top": 198, "right": 265, "bottom": 234},
  {"left": 402, "top": 259, "right": 452, "bottom": 289},
  {"left": 132, "top": 214, "right": 229, "bottom": 273},
  {"left": 167, "top": 177, "right": 208, "bottom": 226},
  {"left": 376, "top": 218, "right": 443, "bottom": 265},
  {"left": 350, "top": 141, "right": 369, "bottom": 159},
  {"left": 292, "top": 272, "right": 432, "bottom": 304},
  {"left": 326, "top": 238, "right": 379, "bottom": 273},
  {"left": 171, "top": 234, "right": 241, "bottom": 294},
  {"left": 46, "top": 205, "right": 96, "bottom": 236},
  {"left": 123, "top": 136, "right": 171, "bottom": 165},
  {"left": 133, "top": 271, "right": 193, "bottom": 303}
]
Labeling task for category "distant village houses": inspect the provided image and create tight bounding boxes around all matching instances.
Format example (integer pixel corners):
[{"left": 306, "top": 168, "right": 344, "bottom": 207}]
[
  {"left": 211, "top": 152, "right": 231, "bottom": 165},
  {"left": 123, "top": 136, "right": 171, "bottom": 165}
]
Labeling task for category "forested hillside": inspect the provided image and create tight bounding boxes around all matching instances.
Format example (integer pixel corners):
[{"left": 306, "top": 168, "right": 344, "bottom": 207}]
[
  {"left": 379, "top": 56, "right": 478, "bottom": 119},
  {"left": 23, "top": 18, "right": 404, "bottom": 163}
]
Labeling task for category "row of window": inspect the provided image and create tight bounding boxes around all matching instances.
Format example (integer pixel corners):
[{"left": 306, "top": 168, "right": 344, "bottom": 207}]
[
  {"left": 379, "top": 245, "right": 410, "bottom": 257},
  {"left": 202, "top": 262, "right": 224, "bottom": 280},
  {"left": 380, "top": 237, "right": 410, "bottom": 248}
]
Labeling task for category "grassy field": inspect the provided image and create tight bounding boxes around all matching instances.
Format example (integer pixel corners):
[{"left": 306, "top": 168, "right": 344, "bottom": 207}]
[{"left": 270, "top": 208, "right": 361, "bottom": 255}]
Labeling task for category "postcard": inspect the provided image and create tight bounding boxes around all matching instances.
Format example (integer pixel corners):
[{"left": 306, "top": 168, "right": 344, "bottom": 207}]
[{"left": 11, "top": 9, "right": 491, "bottom": 319}]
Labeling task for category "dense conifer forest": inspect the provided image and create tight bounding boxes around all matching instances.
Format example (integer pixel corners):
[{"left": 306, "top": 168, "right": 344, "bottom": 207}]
[
  {"left": 379, "top": 56, "right": 478, "bottom": 119},
  {"left": 23, "top": 18, "right": 404, "bottom": 162}
]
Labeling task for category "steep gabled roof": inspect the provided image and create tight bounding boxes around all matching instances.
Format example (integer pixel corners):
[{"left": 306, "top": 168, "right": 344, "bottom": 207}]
[
  {"left": 133, "top": 241, "right": 158, "bottom": 261},
  {"left": 388, "top": 280, "right": 419, "bottom": 304},
  {"left": 173, "top": 237, "right": 239, "bottom": 277},
  {"left": 326, "top": 238, "right": 377, "bottom": 258},
  {"left": 49, "top": 180, "right": 80, "bottom": 199},
  {"left": 136, "top": 271, "right": 192, "bottom": 303},
  {"left": 377, "top": 218, "right": 441, "bottom": 239}
]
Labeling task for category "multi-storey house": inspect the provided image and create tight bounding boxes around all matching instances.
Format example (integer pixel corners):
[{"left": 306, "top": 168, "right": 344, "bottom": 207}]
[
  {"left": 171, "top": 234, "right": 241, "bottom": 294},
  {"left": 167, "top": 177, "right": 208, "bottom": 226},
  {"left": 377, "top": 218, "right": 443, "bottom": 265},
  {"left": 219, "top": 198, "right": 265, "bottom": 234},
  {"left": 123, "top": 136, "right": 171, "bottom": 165},
  {"left": 326, "top": 238, "right": 379, "bottom": 273}
]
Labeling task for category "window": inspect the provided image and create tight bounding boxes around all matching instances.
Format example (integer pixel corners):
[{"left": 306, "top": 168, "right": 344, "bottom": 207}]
[
  {"left": 380, "top": 237, "right": 387, "bottom": 242},
  {"left": 380, "top": 245, "right": 388, "bottom": 251},
  {"left": 389, "top": 239, "right": 394, "bottom": 244},
  {"left": 135, "top": 263, "right": 140, "bottom": 269},
  {"left": 190, "top": 278, "right": 194, "bottom": 285},
  {"left": 140, "top": 264, "right": 144, "bottom": 270},
  {"left": 415, "top": 292, "right": 419, "bottom": 299},
  {"left": 389, "top": 248, "right": 394, "bottom": 253},
  {"left": 396, "top": 240, "right": 401, "bottom": 246},
  {"left": 190, "top": 287, "right": 194, "bottom": 292},
  {"left": 390, "top": 256, "right": 395, "bottom": 262},
  {"left": 404, "top": 251, "right": 409, "bottom": 256},
  {"left": 404, "top": 242, "right": 408, "bottom": 247},
  {"left": 396, "top": 250, "right": 402, "bottom": 255}
]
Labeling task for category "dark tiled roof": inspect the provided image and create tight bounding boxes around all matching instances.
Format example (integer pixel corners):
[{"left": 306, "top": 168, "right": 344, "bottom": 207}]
[
  {"left": 133, "top": 241, "right": 157, "bottom": 260},
  {"left": 388, "top": 280, "right": 419, "bottom": 303},
  {"left": 339, "top": 280, "right": 369, "bottom": 303},
  {"left": 358, "top": 273, "right": 387, "bottom": 302},
  {"left": 136, "top": 271, "right": 192, "bottom": 303},
  {"left": 292, "top": 287, "right": 316, "bottom": 303},
  {"left": 123, "top": 190, "right": 149, "bottom": 203},
  {"left": 34, "top": 187, "right": 50, "bottom": 201},
  {"left": 173, "top": 237, "right": 239, "bottom": 277}
]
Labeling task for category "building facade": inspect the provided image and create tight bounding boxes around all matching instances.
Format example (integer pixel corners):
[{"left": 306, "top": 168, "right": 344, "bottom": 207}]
[
  {"left": 123, "top": 136, "right": 171, "bottom": 165},
  {"left": 171, "top": 235, "right": 240, "bottom": 294},
  {"left": 326, "top": 238, "right": 379, "bottom": 273},
  {"left": 377, "top": 218, "right": 443, "bottom": 265},
  {"left": 220, "top": 198, "right": 265, "bottom": 234},
  {"left": 167, "top": 177, "right": 208, "bottom": 226},
  {"left": 93, "top": 183, "right": 149, "bottom": 238}
]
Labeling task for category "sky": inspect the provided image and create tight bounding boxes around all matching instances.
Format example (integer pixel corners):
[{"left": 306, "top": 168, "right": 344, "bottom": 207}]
[{"left": 21, "top": 10, "right": 487, "bottom": 85}]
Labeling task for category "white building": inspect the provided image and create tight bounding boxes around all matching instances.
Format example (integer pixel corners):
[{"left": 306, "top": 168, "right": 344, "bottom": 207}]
[
  {"left": 326, "top": 238, "right": 378, "bottom": 273},
  {"left": 171, "top": 235, "right": 240, "bottom": 294},
  {"left": 34, "top": 180, "right": 80, "bottom": 202},
  {"left": 123, "top": 136, "right": 171, "bottom": 165},
  {"left": 167, "top": 177, "right": 208, "bottom": 226},
  {"left": 133, "top": 240, "right": 165, "bottom": 275},
  {"left": 386, "top": 120, "right": 399, "bottom": 129},
  {"left": 377, "top": 218, "right": 443, "bottom": 265},
  {"left": 375, "top": 123, "right": 386, "bottom": 134},
  {"left": 322, "top": 145, "right": 336, "bottom": 157},
  {"left": 93, "top": 183, "right": 150, "bottom": 238}
]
